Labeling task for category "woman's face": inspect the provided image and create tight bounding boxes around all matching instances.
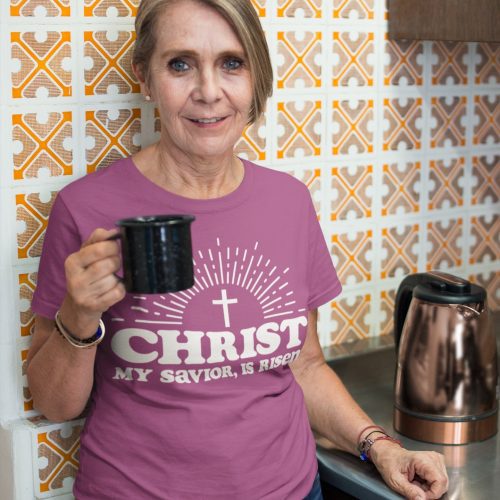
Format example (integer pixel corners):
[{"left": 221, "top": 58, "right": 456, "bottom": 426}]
[{"left": 140, "top": 0, "right": 253, "bottom": 161}]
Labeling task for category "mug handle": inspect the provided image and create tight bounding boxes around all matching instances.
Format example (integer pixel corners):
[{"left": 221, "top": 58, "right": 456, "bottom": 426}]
[{"left": 107, "top": 232, "right": 124, "bottom": 283}]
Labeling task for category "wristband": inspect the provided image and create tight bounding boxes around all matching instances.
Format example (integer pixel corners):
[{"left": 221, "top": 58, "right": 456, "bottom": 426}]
[
  {"left": 356, "top": 425, "right": 385, "bottom": 446},
  {"left": 359, "top": 434, "right": 402, "bottom": 462},
  {"left": 364, "top": 429, "right": 387, "bottom": 442},
  {"left": 55, "top": 310, "right": 105, "bottom": 349}
]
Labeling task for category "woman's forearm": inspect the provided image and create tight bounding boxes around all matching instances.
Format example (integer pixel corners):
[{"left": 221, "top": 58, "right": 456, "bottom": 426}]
[
  {"left": 295, "top": 361, "right": 374, "bottom": 455},
  {"left": 27, "top": 327, "right": 97, "bottom": 422},
  {"left": 295, "top": 359, "right": 449, "bottom": 499}
]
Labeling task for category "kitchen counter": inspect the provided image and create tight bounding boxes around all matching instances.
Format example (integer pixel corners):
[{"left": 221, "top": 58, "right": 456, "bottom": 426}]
[{"left": 316, "top": 346, "right": 500, "bottom": 500}]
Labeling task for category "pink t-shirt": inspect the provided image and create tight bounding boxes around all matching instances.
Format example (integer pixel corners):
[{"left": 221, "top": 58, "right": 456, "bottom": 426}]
[{"left": 32, "top": 158, "right": 342, "bottom": 499}]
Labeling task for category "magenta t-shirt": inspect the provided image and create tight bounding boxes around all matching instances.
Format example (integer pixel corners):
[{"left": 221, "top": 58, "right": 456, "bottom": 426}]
[{"left": 32, "top": 158, "right": 342, "bottom": 499}]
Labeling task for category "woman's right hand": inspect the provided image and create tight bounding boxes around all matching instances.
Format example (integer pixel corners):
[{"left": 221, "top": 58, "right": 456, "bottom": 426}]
[{"left": 59, "top": 228, "right": 126, "bottom": 339}]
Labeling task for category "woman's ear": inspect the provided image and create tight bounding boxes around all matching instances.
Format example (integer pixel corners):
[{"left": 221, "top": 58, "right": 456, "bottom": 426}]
[{"left": 132, "top": 63, "right": 150, "bottom": 99}]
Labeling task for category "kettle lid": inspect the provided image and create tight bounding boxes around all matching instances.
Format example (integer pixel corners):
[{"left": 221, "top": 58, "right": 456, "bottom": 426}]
[{"left": 413, "top": 271, "right": 486, "bottom": 304}]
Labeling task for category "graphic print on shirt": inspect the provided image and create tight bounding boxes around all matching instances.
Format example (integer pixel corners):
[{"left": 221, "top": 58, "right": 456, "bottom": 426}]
[{"left": 109, "top": 238, "right": 309, "bottom": 385}]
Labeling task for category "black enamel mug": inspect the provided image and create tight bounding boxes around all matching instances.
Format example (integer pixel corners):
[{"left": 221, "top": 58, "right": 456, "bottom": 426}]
[{"left": 114, "top": 214, "right": 195, "bottom": 294}]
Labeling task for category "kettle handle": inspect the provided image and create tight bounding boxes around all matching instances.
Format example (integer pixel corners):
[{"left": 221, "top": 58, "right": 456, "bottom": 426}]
[{"left": 394, "top": 273, "right": 430, "bottom": 350}]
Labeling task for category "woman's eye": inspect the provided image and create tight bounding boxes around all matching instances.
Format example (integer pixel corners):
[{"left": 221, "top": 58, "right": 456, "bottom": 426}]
[
  {"left": 223, "top": 58, "right": 244, "bottom": 71},
  {"left": 168, "top": 59, "right": 189, "bottom": 72}
]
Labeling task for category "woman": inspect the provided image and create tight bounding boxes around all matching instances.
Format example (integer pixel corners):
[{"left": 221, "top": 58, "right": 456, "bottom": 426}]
[{"left": 27, "top": 1, "right": 448, "bottom": 499}]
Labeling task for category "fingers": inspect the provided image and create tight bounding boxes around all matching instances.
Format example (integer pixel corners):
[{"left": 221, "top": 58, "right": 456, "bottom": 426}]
[
  {"left": 402, "top": 481, "right": 427, "bottom": 500},
  {"left": 75, "top": 241, "right": 121, "bottom": 270},
  {"left": 396, "top": 452, "right": 448, "bottom": 500},
  {"left": 66, "top": 227, "right": 121, "bottom": 273},
  {"left": 85, "top": 256, "right": 122, "bottom": 285},
  {"left": 411, "top": 452, "right": 448, "bottom": 499},
  {"left": 84, "top": 272, "right": 122, "bottom": 298},
  {"left": 389, "top": 470, "right": 427, "bottom": 500},
  {"left": 411, "top": 478, "right": 431, "bottom": 492},
  {"left": 64, "top": 228, "right": 125, "bottom": 315},
  {"left": 78, "top": 277, "right": 126, "bottom": 311},
  {"left": 67, "top": 274, "right": 125, "bottom": 313},
  {"left": 375, "top": 447, "right": 448, "bottom": 500},
  {"left": 97, "top": 281, "right": 127, "bottom": 309},
  {"left": 82, "top": 227, "right": 120, "bottom": 248}
]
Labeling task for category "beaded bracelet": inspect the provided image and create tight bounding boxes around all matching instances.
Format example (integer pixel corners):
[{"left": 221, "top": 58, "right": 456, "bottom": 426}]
[
  {"left": 359, "top": 434, "right": 402, "bottom": 462},
  {"left": 357, "top": 425, "right": 385, "bottom": 461},
  {"left": 55, "top": 310, "right": 105, "bottom": 349}
]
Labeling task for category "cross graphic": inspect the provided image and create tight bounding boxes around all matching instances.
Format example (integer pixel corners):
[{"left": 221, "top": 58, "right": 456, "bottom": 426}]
[{"left": 212, "top": 289, "right": 238, "bottom": 328}]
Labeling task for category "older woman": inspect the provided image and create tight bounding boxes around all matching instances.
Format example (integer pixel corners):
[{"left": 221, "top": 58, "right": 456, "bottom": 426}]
[{"left": 27, "top": 1, "right": 448, "bottom": 499}]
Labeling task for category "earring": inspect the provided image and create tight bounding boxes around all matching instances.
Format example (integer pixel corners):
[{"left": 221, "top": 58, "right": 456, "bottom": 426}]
[{"left": 145, "top": 95, "right": 151, "bottom": 102}]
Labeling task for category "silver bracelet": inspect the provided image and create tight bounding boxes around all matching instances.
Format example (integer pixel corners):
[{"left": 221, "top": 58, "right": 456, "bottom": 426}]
[{"left": 55, "top": 310, "right": 105, "bottom": 349}]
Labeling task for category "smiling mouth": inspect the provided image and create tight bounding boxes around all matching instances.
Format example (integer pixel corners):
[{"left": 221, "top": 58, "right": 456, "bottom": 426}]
[{"left": 189, "top": 117, "right": 226, "bottom": 124}]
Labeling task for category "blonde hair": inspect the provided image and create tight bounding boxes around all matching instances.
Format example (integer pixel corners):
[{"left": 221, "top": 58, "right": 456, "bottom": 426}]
[{"left": 133, "top": 0, "right": 273, "bottom": 124}]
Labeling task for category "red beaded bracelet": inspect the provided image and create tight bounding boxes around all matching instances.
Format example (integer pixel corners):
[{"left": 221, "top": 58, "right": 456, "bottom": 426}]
[{"left": 360, "top": 435, "right": 402, "bottom": 462}]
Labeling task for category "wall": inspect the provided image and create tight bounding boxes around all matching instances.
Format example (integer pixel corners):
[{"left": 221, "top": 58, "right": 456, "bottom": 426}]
[{"left": 0, "top": 0, "right": 498, "bottom": 498}]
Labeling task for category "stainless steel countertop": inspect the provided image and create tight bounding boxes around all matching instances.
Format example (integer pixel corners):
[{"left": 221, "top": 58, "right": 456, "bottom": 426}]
[{"left": 316, "top": 347, "right": 500, "bottom": 500}]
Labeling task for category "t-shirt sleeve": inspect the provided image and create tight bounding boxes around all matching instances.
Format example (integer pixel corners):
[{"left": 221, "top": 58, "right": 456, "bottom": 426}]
[
  {"left": 31, "top": 193, "right": 82, "bottom": 319},
  {"left": 306, "top": 192, "right": 342, "bottom": 310}
]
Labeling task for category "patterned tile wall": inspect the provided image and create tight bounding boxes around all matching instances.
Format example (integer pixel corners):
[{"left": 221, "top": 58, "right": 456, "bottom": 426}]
[
  {"left": 0, "top": 1, "right": 498, "bottom": 496},
  {"left": 35, "top": 419, "right": 83, "bottom": 497}
]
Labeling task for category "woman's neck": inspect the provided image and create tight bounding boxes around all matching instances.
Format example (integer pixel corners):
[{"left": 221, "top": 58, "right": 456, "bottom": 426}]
[{"left": 133, "top": 142, "right": 245, "bottom": 200}]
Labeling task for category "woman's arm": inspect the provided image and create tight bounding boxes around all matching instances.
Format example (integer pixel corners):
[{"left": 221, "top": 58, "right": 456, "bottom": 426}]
[
  {"left": 289, "top": 310, "right": 374, "bottom": 452},
  {"left": 27, "top": 315, "right": 98, "bottom": 422},
  {"left": 27, "top": 228, "right": 126, "bottom": 422},
  {"left": 290, "top": 310, "right": 448, "bottom": 500}
]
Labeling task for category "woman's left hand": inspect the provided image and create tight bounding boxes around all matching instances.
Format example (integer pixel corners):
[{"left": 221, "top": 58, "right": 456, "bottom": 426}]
[{"left": 370, "top": 440, "right": 448, "bottom": 499}]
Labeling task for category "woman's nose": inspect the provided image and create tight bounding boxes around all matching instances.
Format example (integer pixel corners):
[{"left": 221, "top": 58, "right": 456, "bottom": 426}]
[{"left": 192, "top": 68, "right": 222, "bottom": 103}]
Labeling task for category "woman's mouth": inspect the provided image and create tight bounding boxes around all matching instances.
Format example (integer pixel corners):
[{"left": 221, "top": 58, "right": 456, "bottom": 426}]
[{"left": 189, "top": 117, "right": 225, "bottom": 124}]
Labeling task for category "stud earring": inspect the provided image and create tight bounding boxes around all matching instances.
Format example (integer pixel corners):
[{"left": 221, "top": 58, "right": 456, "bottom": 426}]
[{"left": 145, "top": 95, "right": 151, "bottom": 101}]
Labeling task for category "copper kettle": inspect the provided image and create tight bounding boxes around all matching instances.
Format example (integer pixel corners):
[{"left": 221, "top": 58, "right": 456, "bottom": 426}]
[{"left": 393, "top": 271, "right": 498, "bottom": 445}]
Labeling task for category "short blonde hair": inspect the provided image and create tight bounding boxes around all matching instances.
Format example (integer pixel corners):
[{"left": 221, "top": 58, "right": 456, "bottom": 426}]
[{"left": 133, "top": 0, "right": 273, "bottom": 124}]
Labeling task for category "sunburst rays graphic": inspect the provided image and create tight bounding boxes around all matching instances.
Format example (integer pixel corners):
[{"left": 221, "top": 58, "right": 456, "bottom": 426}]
[{"left": 110, "top": 237, "right": 307, "bottom": 326}]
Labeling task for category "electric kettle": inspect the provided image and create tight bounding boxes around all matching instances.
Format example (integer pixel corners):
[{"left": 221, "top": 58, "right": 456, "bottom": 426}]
[{"left": 393, "top": 271, "right": 498, "bottom": 445}]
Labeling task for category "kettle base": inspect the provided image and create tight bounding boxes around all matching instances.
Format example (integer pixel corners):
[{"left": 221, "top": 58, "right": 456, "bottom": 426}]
[{"left": 394, "top": 407, "right": 498, "bottom": 445}]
